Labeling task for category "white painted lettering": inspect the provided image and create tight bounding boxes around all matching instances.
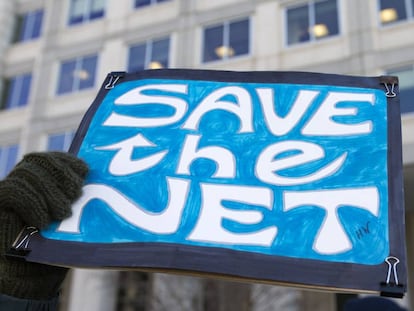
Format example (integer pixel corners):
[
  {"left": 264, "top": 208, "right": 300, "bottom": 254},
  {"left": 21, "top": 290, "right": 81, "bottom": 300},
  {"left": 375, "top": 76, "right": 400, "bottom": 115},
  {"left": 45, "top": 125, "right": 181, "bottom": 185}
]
[
  {"left": 104, "top": 84, "right": 188, "bottom": 127},
  {"left": 255, "top": 140, "right": 347, "bottom": 186},
  {"left": 302, "top": 92, "right": 375, "bottom": 135},
  {"left": 176, "top": 134, "right": 236, "bottom": 178},
  {"left": 58, "top": 177, "right": 190, "bottom": 234},
  {"left": 257, "top": 88, "right": 319, "bottom": 136},
  {"left": 188, "top": 183, "right": 277, "bottom": 246},
  {"left": 96, "top": 133, "right": 167, "bottom": 175},
  {"left": 283, "top": 187, "right": 379, "bottom": 254},
  {"left": 182, "top": 86, "right": 253, "bottom": 133}
]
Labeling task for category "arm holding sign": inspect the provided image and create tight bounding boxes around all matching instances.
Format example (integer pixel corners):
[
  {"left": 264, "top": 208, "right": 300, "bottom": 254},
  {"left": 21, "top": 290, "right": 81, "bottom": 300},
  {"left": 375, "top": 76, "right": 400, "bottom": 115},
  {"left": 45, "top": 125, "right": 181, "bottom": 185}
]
[{"left": 0, "top": 152, "right": 88, "bottom": 309}]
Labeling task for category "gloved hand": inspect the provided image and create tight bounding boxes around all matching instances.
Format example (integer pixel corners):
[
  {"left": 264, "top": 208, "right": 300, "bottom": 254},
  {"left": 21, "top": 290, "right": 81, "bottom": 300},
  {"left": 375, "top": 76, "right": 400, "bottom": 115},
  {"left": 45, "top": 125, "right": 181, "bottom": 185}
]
[{"left": 0, "top": 152, "right": 88, "bottom": 300}]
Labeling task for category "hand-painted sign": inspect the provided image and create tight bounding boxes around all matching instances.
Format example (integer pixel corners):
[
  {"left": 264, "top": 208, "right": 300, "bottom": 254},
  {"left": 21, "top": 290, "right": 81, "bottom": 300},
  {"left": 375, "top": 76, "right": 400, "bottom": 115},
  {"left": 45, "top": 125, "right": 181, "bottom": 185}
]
[{"left": 19, "top": 70, "right": 406, "bottom": 296}]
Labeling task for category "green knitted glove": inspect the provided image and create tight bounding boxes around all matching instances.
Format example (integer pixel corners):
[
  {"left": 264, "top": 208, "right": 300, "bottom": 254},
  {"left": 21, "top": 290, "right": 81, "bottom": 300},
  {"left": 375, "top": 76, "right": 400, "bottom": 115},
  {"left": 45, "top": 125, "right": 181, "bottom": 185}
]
[{"left": 0, "top": 152, "right": 88, "bottom": 300}]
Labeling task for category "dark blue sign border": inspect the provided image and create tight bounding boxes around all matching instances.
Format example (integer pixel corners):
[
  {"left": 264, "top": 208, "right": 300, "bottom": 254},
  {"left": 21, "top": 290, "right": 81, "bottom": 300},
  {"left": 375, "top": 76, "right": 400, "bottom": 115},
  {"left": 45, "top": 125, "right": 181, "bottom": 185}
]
[{"left": 21, "top": 70, "right": 406, "bottom": 296}]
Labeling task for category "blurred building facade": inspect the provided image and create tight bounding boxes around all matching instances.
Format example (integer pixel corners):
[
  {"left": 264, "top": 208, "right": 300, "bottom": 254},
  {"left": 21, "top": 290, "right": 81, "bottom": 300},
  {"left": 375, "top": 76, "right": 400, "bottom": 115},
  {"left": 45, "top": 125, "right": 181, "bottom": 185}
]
[{"left": 0, "top": 0, "right": 413, "bottom": 310}]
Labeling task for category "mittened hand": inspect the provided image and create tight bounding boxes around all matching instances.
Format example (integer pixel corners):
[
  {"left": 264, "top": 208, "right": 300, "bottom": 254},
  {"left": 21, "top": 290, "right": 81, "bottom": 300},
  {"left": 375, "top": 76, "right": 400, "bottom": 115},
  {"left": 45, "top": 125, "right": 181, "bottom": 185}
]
[
  {"left": 0, "top": 152, "right": 88, "bottom": 300},
  {"left": 0, "top": 151, "right": 89, "bottom": 229}
]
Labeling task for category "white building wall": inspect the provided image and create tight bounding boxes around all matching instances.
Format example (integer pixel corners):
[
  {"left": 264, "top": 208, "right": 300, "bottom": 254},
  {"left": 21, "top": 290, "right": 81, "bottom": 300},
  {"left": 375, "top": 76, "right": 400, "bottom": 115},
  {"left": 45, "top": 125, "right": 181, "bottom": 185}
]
[
  {"left": 0, "top": 0, "right": 413, "bottom": 310},
  {"left": 67, "top": 269, "right": 119, "bottom": 311}
]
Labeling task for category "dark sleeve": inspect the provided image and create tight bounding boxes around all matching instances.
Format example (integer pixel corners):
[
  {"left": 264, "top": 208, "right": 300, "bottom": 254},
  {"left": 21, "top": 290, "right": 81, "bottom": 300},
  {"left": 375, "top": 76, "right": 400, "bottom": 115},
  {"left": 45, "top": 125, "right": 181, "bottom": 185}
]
[{"left": 0, "top": 293, "right": 59, "bottom": 311}]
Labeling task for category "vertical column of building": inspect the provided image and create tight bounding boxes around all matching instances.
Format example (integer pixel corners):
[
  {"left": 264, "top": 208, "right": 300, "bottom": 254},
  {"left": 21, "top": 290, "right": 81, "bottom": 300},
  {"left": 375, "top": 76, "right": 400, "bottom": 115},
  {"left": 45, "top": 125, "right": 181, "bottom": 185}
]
[
  {"left": 174, "top": 0, "right": 197, "bottom": 68},
  {"left": 67, "top": 269, "right": 120, "bottom": 311},
  {"left": 254, "top": 1, "right": 282, "bottom": 71},
  {"left": 345, "top": 0, "right": 378, "bottom": 75},
  {"left": 17, "top": 0, "right": 59, "bottom": 154},
  {"left": 0, "top": 2, "right": 14, "bottom": 63}
]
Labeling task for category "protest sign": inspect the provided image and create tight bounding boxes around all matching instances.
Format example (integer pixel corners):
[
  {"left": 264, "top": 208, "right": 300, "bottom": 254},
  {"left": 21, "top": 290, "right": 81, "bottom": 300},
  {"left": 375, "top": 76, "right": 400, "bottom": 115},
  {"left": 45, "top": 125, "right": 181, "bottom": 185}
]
[{"left": 10, "top": 70, "right": 406, "bottom": 296}]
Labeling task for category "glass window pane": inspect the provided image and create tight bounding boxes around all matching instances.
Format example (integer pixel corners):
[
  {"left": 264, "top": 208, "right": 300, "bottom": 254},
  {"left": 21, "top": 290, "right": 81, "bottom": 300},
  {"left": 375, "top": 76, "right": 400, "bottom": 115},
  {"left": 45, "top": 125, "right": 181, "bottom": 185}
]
[
  {"left": 1, "top": 80, "right": 10, "bottom": 109},
  {"left": 57, "top": 60, "right": 76, "bottom": 94},
  {"left": 79, "top": 55, "right": 97, "bottom": 90},
  {"left": 90, "top": 0, "right": 105, "bottom": 20},
  {"left": 65, "top": 132, "right": 75, "bottom": 150},
  {"left": 14, "top": 10, "right": 43, "bottom": 42},
  {"left": 229, "top": 19, "right": 249, "bottom": 57},
  {"left": 48, "top": 134, "right": 65, "bottom": 151},
  {"left": 17, "top": 74, "right": 32, "bottom": 107},
  {"left": 400, "top": 87, "right": 414, "bottom": 113},
  {"left": 31, "top": 10, "right": 44, "bottom": 39},
  {"left": 150, "top": 38, "right": 170, "bottom": 69},
  {"left": 47, "top": 132, "right": 74, "bottom": 151},
  {"left": 203, "top": 24, "right": 223, "bottom": 62},
  {"left": 4, "top": 78, "right": 17, "bottom": 109},
  {"left": 388, "top": 67, "right": 414, "bottom": 113},
  {"left": 0, "top": 145, "right": 19, "bottom": 178},
  {"left": 19, "top": 15, "right": 30, "bottom": 41},
  {"left": 13, "top": 16, "right": 24, "bottom": 42},
  {"left": 412, "top": 0, "right": 414, "bottom": 17},
  {"left": 69, "top": 0, "right": 105, "bottom": 24},
  {"left": 3, "top": 74, "right": 30, "bottom": 109},
  {"left": 314, "top": 0, "right": 339, "bottom": 39},
  {"left": 5, "top": 145, "right": 18, "bottom": 176},
  {"left": 129, "top": 44, "right": 147, "bottom": 72},
  {"left": 91, "top": 0, "right": 105, "bottom": 12},
  {"left": 135, "top": 0, "right": 151, "bottom": 8},
  {"left": 379, "top": 0, "right": 407, "bottom": 25},
  {"left": 69, "top": 0, "right": 86, "bottom": 25},
  {"left": 287, "top": 5, "right": 310, "bottom": 45}
]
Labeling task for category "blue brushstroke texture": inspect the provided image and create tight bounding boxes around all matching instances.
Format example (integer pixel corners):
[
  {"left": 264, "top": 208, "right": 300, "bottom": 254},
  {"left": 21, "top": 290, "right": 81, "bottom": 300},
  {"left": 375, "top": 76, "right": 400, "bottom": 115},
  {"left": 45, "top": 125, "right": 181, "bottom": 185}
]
[{"left": 42, "top": 79, "right": 388, "bottom": 265}]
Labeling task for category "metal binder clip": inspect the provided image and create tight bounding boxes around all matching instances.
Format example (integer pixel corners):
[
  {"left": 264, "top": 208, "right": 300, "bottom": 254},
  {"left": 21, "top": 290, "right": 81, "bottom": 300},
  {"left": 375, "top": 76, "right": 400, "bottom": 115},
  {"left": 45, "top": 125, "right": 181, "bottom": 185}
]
[
  {"left": 383, "top": 83, "right": 397, "bottom": 98},
  {"left": 5, "top": 226, "right": 38, "bottom": 261},
  {"left": 380, "top": 256, "right": 405, "bottom": 298},
  {"left": 105, "top": 72, "right": 124, "bottom": 89}
]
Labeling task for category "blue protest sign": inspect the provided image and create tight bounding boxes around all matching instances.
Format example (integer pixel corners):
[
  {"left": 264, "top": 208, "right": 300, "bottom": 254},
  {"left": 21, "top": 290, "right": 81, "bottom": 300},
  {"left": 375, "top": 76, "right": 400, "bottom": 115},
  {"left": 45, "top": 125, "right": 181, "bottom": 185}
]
[{"left": 17, "top": 70, "right": 406, "bottom": 296}]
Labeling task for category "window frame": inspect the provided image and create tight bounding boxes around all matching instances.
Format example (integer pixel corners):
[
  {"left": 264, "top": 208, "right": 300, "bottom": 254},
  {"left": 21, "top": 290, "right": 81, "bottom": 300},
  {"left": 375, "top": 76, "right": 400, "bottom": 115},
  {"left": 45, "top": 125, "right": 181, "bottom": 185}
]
[
  {"left": 127, "top": 37, "right": 171, "bottom": 72},
  {"left": 68, "top": 0, "right": 105, "bottom": 26},
  {"left": 116, "top": 272, "right": 152, "bottom": 310},
  {"left": 201, "top": 17, "right": 251, "bottom": 64},
  {"left": 1, "top": 73, "right": 33, "bottom": 110},
  {"left": 284, "top": 0, "right": 340, "bottom": 47},
  {"left": 386, "top": 65, "right": 414, "bottom": 114},
  {"left": 47, "top": 131, "right": 75, "bottom": 151},
  {"left": 56, "top": 54, "right": 98, "bottom": 95},
  {"left": 13, "top": 9, "right": 44, "bottom": 43},
  {"left": 378, "top": 0, "right": 414, "bottom": 26},
  {"left": 0, "top": 144, "right": 19, "bottom": 179},
  {"left": 134, "top": 0, "right": 171, "bottom": 9}
]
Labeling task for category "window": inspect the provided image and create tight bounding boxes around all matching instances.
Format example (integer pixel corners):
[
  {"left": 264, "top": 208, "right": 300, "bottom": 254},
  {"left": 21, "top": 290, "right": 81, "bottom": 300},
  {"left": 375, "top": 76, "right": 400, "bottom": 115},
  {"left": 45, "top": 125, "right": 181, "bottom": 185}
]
[
  {"left": 286, "top": 0, "right": 339, "bottom": 45},
  {"left": 57, "top": 54, "right": 98, "bottom": 95},
  {"left": 1, "top": 73, "right": 32, "bottom": 110},
  {"left": 68, "top": 0, "right": 105, "bottom": 25},
  {"left": 387, "top": 66, "right": 414, "bottom": 114},
  {"left": 116, "top": 272, "right": 151, "bottom": 310},
  {"left": 202, "top": 18, "right": 250, "bottom": 63},
  {"left": 134, "top": 0, "right": 170, "bottom": 9},
  {"left": 203, "top": 279, "right": 251, "bottom": 311},
  {"left": 47, "top": 131, "right": 75, "bottom": 151},
  {"left": 0, "top": 144, "right": 19, "bottom": 179},
  {"left": 13, "top": 9, "right": 44, "bottom": 42},
  {"left": 128, "top": 37, "right": 170, "bottom": 72},
  {"left": 379, "top": 0, "right": 414, "bottom": 25}
]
